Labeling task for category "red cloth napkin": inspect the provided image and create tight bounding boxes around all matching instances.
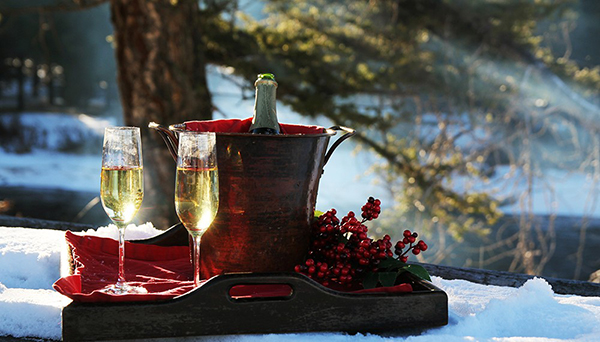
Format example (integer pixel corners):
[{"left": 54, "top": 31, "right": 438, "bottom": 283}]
[
  {"left": 183, "top": 117, "right": 325, "bottom": 135},
  {"left": 53, "top": 231, "right": 196, "bottom": 302},
  {"left": 53, "top": 231, "right": 412, "bottom": 303}
]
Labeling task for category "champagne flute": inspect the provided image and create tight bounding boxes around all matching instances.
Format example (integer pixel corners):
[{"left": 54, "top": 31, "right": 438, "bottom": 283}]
[
  {"left": 175, "top": 132, "right": 219, "bottom": 286},
  {"left": 100, "top": 126, "right": 146, "bottom": 294}
]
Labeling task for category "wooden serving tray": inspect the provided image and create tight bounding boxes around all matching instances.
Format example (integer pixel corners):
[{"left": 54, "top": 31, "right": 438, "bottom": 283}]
[{"left": 62, "top": 272, "right": 447, "bottom": 341}]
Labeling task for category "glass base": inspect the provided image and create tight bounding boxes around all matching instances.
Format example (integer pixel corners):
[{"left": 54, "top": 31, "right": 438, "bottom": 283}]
[{"left": 100, "top": 282, "right": 148, "bottom": 295}]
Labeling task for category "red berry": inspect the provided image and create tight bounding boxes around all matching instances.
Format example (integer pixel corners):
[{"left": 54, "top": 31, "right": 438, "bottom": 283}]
[
  {"left": 403, "top": 230, "right": 412, "bottom": 237},
  {"left": 412, "top": 248, "right": 421, "bottom": 255},
  {"left": 401, "top": 256, "right": 408, "bottom": 263}
]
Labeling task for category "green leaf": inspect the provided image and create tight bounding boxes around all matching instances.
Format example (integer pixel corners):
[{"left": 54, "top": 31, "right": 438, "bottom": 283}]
[
  {"left": 403, "top": 264, "right": 431, "bottom": 281},
  {"left": 377, "top": 257, "right": 406, "bottom": 270},
  {"left": 363, "top": 272, "right": 378, "bottom": 289},
  {"left": 314, "top": 210, "right": 324, "bottom": 218},
  {"left": 378, "top": 272, "right": 397, "bottom": 287}
]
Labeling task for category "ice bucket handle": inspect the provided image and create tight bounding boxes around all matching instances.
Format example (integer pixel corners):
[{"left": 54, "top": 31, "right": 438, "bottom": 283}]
[
  {"left": 148, "top": 122, "right": 179, "bottom": 162},
  {"left": 323, "top": 125, "right": 355, "bottom": 165}
]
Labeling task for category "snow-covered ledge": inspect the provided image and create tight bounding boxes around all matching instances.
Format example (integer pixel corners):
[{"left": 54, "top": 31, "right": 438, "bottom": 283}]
[
  {"left": 1, "top": 223, "right": 600, "bottom": 341},
  {"left": 419, "top": 262, "right": 600, "bottom": 297}
]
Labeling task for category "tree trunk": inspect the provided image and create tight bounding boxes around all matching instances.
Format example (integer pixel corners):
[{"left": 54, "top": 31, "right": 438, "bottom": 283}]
[{"left": 109, "top": 0, "right": 213, "bottom": 229}]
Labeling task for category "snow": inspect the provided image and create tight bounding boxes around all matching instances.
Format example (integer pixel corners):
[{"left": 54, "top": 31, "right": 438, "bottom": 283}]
[
  {"left": 3, "top": 113, "right": 599, "bottom": 219},
  {"left": 0, "top": 149, "right": 101, "bottom": 192},
  {"left": 1, "top": 224, "right": 600, "bottom": 341},
  {"left": 3, "top": 71, "right": 600, "bottom": 218},
  {"left": 0, "top": 69, "right": 388, "bottom": 216},
  {"left": 458, "top": 164, "right": 600, "bottom": 219},
  {"left": 2, "top": 68, "right": 600, "bottom": 340},
  {"left": 0, "top": 112, "right": 114, "bottom": 153},
  {"left": 3, "top": 67, "right": 600, "bottom": 218},
  {"left": 493, "top": 166, "right": 600, "bottom": 218}
]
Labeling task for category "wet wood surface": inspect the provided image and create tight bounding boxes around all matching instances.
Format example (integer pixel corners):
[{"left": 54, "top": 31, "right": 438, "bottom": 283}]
[{"left": 419, "top": 262, "right": 600, "bottom": 297}]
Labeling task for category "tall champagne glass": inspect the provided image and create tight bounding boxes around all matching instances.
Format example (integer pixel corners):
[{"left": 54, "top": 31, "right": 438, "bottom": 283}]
[
  {"left": 175, "top": 132, "right": 219, "bottom": 286},
  {"left": 100, "top": 126, "right": 146, "bottom": 294}
]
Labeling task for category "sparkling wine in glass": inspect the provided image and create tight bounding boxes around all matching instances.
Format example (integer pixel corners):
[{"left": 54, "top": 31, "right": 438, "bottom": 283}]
[
  {"left": 175, "top": 131, "right": 219, "bottom": 286},
  {"left": 100, "top": 126, "right": 147, "bottom": 294}
]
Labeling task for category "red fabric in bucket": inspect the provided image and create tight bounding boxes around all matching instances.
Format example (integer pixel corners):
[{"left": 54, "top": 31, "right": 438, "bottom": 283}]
[
  {"left": 53, "top": 231, "right": 412, "bottom": 303},
  {"left": 182, "top": 118, "right": 326, "bottom": 135}
]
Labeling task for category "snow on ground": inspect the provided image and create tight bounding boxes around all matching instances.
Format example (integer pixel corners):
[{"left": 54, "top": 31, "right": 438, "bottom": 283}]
[
  {"left": 2, "top": 68, "right": 600, "bottom": 218},
  {"left": 0, "top": 67, "right": 389, "bottom": 216},
  {"left": 2, "top": 117, "right": 600, "bottom": 218},
  {"left": 1, "top": 224, "right": 600, "bottom": 341},
  {"left": 0, "top": 149, "right": 101, "bottom": 192},
  {"left": 494, "top": 166, "right": 600, "bottom": 218},
  {"left": 0, "top": 112, "right": 114, "bottom": 154}
]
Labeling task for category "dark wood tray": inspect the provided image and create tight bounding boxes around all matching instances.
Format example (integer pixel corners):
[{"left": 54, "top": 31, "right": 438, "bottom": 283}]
[
  {"left": 62, "top": 272, "right": 447, "bottom": 341},
  {"left": 62, "top": 224, "right": 447, "bottom": 340}
]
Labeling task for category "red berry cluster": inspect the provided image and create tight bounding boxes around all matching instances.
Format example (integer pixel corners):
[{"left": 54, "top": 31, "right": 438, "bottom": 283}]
[
  {"left": 394, "top": 230, "right": 428, "bottom": 263},
  {"left": 294, "top": 197, "right": 427, "bottom": 289},
  {"left": 361, "top": 197, "right": 381, "bottom": 220}
]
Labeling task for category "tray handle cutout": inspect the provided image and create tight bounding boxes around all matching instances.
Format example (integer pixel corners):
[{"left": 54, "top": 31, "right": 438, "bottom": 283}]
[{"left": 229, "top": 283, "right": 294, "bottom": 301}]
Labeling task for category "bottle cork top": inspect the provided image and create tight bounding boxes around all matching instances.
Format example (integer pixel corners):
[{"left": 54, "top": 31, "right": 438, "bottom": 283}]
[{"left": 255, "top": 73, "right": 278, "bottom": 87}]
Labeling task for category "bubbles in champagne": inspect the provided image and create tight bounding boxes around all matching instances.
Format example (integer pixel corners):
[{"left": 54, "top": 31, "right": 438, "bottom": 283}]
[{"left": 175, "top": 167, "right": 219, "bottom": 236}]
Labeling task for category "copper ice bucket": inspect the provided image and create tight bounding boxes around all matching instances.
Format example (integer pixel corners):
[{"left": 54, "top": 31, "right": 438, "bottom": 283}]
[{"left": 150, "top": 121, "right": 354, "bottom": 278}]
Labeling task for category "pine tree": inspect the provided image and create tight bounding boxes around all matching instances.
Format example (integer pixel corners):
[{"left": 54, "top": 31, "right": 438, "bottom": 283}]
[{"left": 3, "top": 0, "right": 600, "bottom": 274}]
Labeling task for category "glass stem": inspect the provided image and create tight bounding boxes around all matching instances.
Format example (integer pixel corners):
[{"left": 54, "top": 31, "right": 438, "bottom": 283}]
[
  {"left": 193, "top": 235, "right": 202, "bottom": 287},
  {"left": 117, "top": 224, "right": 126, "bottom": 285}
]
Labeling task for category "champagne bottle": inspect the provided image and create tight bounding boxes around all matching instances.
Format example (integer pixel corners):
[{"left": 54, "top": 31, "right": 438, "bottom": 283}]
[{"left": 249, "top": 73, "right": 280, "bottom": 134}]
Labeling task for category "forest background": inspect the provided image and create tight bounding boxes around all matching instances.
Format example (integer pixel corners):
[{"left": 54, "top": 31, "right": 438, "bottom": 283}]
[{"left": 1, "top": 0, "right": 600, "bottom": 282}]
